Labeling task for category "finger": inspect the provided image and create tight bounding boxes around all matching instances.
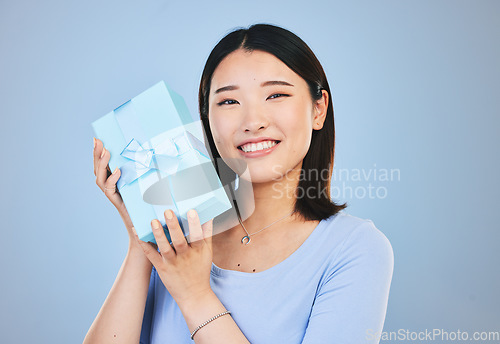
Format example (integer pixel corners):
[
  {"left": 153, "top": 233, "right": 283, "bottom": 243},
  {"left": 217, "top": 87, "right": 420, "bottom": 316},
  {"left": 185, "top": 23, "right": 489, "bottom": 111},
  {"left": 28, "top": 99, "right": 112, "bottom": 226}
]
[
  {"left": 93, "top": 138, "right": 97, "bottom": 175},
  {"left": 201, "top": 219, "right": 214, "bottom": 249},
  {"left": 136, "top": 238, "right": 163, "bottom": 267},
  {"left": 187, "top": 209, "right": 204, "bottom": 246},
  {"left": 103, "top": 167, "right": 121, "bottom": 196},
  {"left": 165, "top": 209, "right": 189, "bottom": 254},
  {"left": 93, "top": 138, "right": 104, "bottom": 176},
  {"left": 132, "top": 227, "right": 158, "bottom": 251},
  {"left": 96, "top": 146, "right": 110, "bottom": 189},
  {"left": 151, "top": 219, "right": 176, "bottom": 259}
]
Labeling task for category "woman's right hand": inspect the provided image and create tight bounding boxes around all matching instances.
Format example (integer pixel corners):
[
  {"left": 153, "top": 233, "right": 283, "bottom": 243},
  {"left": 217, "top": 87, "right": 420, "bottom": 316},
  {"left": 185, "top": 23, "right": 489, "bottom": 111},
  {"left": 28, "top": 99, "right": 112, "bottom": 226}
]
[{"left": 93, "top": 138, "right": 139, "bottom": 248}]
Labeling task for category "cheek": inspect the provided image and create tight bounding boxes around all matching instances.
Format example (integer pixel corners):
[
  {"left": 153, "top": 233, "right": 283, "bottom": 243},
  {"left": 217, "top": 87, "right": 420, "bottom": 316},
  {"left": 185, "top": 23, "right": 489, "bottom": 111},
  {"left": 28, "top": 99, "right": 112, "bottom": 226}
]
[
  {"left": 283, "top": 106, "right": 314, "bottom": 153},
  {"left": 289, "top": 124, "right": 312, "bottom": 151},
  {"left": 285, "top": 103, "right": 313, "bottom": 133},
  {"left": 209, "top": 114, "right": 234, "bottom": 151},
  {"left": 209, "top": 116, "right": 223, "bottom": 144},
  {"left": 281, "top": 97, "right": 313, "bottom": 125}
]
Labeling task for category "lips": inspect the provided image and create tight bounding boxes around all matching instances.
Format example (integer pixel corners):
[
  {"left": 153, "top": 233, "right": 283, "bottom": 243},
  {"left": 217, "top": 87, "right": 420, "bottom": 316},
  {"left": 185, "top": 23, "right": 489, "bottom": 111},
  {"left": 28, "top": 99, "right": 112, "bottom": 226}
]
[
  {"left": 239, "top": 141, "right": 279, "bottom": 153},
  {"left": 237, "top": 139, "right": 281, "bottom": 157},
  {"left": 236, "top": 137, "right": 281, "bottom": 150}
]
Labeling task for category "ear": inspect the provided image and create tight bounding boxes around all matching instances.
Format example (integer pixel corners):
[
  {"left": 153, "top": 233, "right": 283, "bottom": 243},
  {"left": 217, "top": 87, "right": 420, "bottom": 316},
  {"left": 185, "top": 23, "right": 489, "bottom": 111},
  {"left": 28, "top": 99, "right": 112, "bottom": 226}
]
[{"left": 313, "top": 90, "right": 328, "bottom": 131}]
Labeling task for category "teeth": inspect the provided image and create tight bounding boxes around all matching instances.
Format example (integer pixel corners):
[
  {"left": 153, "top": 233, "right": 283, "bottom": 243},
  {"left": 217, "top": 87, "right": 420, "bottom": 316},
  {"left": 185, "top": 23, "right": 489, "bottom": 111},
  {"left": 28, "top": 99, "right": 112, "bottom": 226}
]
[{"left": 240, "top": 140, "right": 278, "bottom": 153}]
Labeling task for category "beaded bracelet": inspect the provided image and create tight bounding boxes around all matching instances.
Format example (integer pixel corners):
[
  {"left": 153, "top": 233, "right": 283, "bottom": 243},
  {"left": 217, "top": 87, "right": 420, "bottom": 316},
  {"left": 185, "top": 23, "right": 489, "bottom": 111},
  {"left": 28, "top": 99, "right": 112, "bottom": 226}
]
[{"left": 190, "top": 310, "right": 231, "bottom": 340}]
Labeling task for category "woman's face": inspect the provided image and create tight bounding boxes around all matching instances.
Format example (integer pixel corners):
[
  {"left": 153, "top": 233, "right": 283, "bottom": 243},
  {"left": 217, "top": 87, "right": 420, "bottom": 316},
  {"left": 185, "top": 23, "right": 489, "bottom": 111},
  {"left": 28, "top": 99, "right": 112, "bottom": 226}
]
[{"left": 208, "top": 49, "right": 326, "bottom": 183}]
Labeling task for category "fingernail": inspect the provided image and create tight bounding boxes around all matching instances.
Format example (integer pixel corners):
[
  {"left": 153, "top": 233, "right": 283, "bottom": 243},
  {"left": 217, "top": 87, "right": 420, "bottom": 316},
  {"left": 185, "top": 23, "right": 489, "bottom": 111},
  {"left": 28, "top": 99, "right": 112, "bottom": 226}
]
[
  {"left": 101, "top": 147, "right": 106, "bottom": 158},
  {"left": 188, "top": 209, "right": 196, "bottom": 219},
  {"left": 153, "top": 220, "right": 161, "bottom": 229},
  {"left": 112, "top": 167, "right": 118, "bottom": 174},
  {"left": 166, "top": 210, "right": 173, "bottom": 220},
  {"left": 93, "top": 137, "right": 96, "bottom": 149}
]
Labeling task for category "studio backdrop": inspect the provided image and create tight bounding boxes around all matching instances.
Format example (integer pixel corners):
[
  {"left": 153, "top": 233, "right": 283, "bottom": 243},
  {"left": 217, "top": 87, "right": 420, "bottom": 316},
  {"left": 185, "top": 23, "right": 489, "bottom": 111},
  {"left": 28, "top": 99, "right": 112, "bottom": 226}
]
[{"left": 0, "top": 0, "right": 498, "bottom": 343}]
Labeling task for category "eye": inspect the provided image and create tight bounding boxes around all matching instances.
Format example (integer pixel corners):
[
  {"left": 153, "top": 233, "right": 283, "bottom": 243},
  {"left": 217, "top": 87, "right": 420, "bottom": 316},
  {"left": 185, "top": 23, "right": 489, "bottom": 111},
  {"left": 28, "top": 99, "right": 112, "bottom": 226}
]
[
  {"left": 217, "top": 99, "right": 239, "bottom": 106},
  {"left": 267, "top": 93, "right": 290, "bottom": 100}
]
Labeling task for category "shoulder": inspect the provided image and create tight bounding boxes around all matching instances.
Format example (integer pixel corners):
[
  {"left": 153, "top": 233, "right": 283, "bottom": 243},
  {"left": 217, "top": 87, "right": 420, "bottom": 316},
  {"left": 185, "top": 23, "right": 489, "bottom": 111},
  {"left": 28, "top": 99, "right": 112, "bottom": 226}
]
[
  {"left": 323, "top": 211, "right": 393, "bottom": 254},
  {"left": 321, "top": 211, "right": 394, "bottom": 276}
]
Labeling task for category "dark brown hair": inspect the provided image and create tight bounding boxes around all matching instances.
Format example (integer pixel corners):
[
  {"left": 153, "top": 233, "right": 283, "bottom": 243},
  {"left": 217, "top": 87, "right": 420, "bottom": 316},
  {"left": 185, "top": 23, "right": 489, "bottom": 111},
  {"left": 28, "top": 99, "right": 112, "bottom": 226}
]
[{"left": 198, "top": 23, "right": 347, "bottom": 222}]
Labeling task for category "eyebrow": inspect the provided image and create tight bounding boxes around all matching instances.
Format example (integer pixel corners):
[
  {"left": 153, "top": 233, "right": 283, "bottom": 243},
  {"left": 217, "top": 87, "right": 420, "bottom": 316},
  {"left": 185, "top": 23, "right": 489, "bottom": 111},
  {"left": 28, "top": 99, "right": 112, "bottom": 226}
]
[{"left": 214, "top": 80, "right": 294, "bottom": 94}]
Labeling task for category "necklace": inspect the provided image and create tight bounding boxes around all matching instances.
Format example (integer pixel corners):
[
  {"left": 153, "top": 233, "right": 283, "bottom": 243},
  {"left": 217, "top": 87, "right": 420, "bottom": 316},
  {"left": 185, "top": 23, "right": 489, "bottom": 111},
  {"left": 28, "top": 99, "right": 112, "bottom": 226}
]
[{"left": 237, "top": 210, "right": 294, "bottom": 245}]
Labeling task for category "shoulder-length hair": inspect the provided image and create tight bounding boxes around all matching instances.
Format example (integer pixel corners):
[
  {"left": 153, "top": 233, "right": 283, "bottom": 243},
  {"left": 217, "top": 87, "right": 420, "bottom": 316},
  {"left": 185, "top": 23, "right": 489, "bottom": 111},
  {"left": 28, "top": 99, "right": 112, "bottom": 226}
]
[{"left": 198, "top": 23, "right": 347, "bottom": 222}]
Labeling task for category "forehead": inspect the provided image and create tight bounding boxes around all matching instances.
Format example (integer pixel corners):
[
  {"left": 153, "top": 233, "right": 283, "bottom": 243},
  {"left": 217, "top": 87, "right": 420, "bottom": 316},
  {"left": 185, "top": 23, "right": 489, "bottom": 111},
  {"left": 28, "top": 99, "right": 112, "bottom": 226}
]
[{"left": 210, "top": 49, "right": 301, "bottom": 90}]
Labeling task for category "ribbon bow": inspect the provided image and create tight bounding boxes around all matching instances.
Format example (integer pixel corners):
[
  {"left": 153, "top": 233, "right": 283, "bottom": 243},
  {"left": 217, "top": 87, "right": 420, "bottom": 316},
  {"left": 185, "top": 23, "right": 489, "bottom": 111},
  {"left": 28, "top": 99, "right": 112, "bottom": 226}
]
[{"left": 116, "top": 130, "right": 210, "bottom": 190}]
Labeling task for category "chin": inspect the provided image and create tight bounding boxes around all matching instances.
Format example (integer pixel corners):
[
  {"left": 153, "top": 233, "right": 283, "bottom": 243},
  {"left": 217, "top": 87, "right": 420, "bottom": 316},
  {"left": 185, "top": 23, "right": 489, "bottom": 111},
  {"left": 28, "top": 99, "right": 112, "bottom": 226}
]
[{"left": 238, "top": 164, "right": 289, "bottom": 184}]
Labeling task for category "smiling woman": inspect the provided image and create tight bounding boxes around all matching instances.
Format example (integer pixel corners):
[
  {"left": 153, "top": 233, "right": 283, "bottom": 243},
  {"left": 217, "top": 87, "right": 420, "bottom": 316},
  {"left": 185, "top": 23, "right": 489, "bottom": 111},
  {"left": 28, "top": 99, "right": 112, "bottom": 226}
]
[
  {"left": 199, "top": 25, "right": 344, "bottom": 221},
  {"left": 207, "top": 49, "right": 325, "bottom": 185},
  {"left": 85, "top": 23, "right": 394, "bottom": 344}
]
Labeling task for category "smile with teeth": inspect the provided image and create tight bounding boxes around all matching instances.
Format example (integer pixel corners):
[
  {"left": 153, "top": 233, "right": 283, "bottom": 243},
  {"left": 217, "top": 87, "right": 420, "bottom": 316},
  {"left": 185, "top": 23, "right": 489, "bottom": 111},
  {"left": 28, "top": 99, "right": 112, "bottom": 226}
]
[{"left": 238, "top": 140, "right": 279, "bottom": 153}]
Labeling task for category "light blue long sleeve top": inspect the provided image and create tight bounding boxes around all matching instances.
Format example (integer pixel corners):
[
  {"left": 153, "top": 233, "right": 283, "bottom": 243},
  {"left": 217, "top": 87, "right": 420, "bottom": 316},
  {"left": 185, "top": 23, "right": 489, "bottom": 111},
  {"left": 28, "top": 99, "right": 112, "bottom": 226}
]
[{"left": 140, "top": 211, "right": 394, "bottom": 344}]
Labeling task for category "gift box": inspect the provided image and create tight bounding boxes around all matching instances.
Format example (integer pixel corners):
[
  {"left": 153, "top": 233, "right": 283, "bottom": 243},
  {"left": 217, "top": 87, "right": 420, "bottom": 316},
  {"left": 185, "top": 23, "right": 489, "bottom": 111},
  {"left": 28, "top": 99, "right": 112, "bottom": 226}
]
[{"left": 91, "top": 81, "right": 232, "bottom": 244}]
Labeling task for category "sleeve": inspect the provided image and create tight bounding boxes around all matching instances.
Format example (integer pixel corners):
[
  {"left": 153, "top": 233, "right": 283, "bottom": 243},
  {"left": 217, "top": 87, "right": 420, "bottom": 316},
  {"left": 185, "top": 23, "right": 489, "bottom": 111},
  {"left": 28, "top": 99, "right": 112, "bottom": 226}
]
[
  {"left": 301, "top": 221, "right": 394, "bottom": 344},
  {"left": 139, "top": 266, "right": 156, "bottom": 344}
]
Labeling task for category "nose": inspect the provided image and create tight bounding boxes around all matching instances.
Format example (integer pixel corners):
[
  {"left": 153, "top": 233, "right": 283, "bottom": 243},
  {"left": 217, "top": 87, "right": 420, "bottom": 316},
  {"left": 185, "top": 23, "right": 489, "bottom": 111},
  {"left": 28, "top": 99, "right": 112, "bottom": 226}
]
[{"left": 242, "top": 102, "right": 269, "bottom": 133}]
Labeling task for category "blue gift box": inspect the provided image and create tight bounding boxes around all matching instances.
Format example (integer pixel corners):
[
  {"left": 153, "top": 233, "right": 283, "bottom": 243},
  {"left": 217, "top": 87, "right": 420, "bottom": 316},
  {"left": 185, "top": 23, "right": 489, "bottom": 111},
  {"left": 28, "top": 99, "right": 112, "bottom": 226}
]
[{"left": 91, "top": 81, "right": 232, "bottom": 244}]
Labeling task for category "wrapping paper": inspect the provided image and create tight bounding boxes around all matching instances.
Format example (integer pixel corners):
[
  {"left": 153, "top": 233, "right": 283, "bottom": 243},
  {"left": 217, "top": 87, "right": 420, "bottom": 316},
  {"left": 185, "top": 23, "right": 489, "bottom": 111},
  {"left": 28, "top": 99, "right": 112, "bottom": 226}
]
[{"left": 91, "top": 81, "right": 232, "bottom": 243}]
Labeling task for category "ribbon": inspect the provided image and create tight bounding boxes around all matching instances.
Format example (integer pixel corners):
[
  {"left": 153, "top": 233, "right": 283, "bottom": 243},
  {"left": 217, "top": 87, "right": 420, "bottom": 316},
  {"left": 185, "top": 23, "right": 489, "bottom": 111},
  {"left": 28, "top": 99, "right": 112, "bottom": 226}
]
[{"left": 116, "top": 130, "right": 210, "bottom": 190}]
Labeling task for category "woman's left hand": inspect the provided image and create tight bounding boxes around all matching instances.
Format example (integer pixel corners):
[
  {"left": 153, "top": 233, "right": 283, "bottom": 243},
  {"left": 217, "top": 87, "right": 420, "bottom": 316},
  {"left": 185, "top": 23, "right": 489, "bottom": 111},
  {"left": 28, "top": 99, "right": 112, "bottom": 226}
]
[{"left": 134, "top": 209, "right": 214, "bottom": 306}]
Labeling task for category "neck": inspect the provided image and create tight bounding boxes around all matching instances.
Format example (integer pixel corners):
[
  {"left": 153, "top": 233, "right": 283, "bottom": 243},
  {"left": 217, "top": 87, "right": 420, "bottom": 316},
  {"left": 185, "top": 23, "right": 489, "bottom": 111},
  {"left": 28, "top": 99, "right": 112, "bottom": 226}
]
[{"left": 234, "top": 162, "right": 303, "bottom": 232}]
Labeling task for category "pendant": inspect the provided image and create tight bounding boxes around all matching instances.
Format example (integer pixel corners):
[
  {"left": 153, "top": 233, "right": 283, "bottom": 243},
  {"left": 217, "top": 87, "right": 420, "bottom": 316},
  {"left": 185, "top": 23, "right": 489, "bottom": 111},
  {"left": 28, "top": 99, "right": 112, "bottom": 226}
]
[{"left": 241, "top": 235, "right": 251, "bottom": 245}]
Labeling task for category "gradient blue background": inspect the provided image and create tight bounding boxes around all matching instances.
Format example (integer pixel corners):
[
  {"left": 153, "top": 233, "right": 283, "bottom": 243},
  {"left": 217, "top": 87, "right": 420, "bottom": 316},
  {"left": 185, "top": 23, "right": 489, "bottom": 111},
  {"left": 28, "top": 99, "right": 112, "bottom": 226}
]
[{"left": 1, "top": 0, "right": 499, "bottom": 343}]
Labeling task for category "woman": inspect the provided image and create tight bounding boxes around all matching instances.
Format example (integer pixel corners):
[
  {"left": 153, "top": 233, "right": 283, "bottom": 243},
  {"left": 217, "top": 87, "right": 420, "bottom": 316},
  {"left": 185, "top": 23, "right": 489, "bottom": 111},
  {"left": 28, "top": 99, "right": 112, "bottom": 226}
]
[{"left": 86, "top": 24, "right": 394, "bottom": 343}]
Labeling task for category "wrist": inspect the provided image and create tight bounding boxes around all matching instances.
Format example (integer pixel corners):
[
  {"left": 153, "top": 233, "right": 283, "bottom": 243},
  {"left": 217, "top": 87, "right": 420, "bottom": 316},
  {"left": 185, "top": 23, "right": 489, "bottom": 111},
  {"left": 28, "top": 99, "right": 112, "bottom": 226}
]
[
  {"left": 126, "top": 242, "right": 151, "bottom": 264},
  {"left": 177, "top": 288, "right": 216, "bottom": 312},
  {"left": 176, "top": 290, "right": 229, "bottom": 333}
]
